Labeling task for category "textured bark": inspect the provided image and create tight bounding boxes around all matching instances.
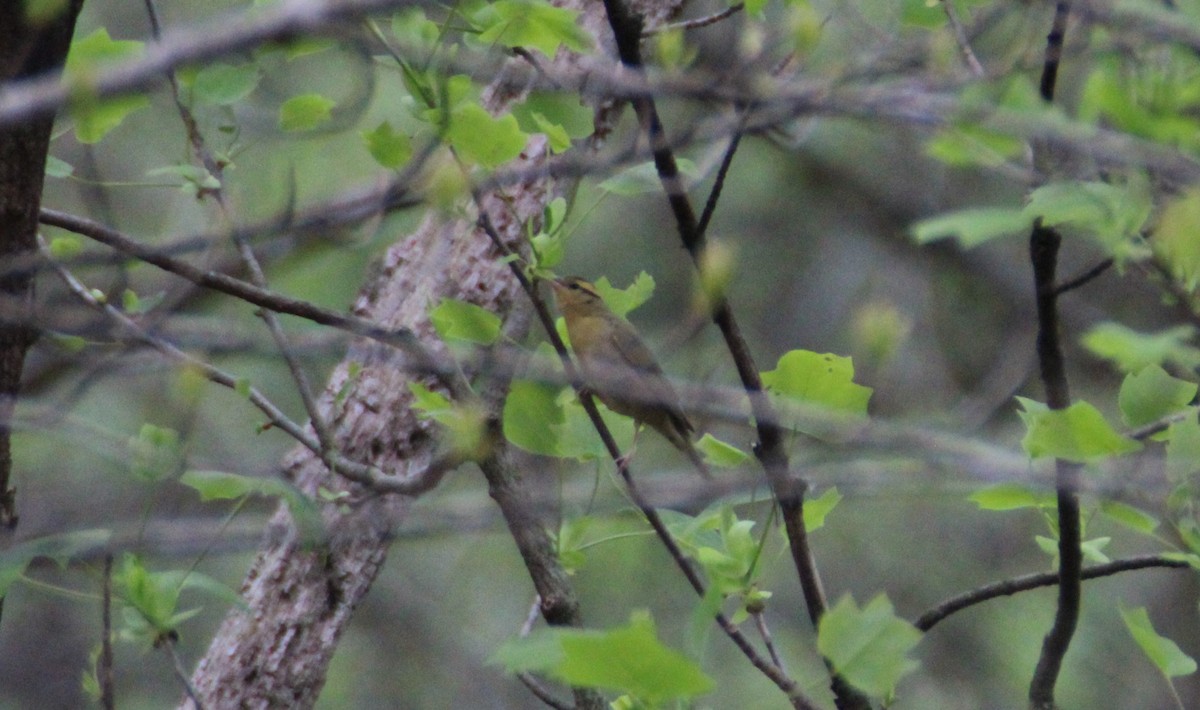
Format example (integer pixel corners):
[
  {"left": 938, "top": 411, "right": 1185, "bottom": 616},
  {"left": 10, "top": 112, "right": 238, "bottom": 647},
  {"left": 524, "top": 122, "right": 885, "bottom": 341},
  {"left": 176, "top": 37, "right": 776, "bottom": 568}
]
[{"left": 0, "top": 2, "right": 85, "bottom": 531}]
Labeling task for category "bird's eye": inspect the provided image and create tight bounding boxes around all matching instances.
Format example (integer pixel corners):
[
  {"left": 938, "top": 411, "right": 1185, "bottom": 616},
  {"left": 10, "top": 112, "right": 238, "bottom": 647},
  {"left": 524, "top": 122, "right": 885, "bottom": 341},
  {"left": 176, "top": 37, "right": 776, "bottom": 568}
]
[{"left": 569, "top": 283, "right": 581, "bottom": 291}]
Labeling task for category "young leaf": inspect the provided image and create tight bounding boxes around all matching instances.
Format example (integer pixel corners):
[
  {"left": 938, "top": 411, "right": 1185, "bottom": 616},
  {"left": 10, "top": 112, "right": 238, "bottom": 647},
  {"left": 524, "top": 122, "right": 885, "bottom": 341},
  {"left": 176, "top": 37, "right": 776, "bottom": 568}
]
[
  {"left": 476, "top": 0, "right": 593, "bottom": 57},
  {"left": 804, "top": 486, "right": 842, "bottom": 531},
  {"left": 503, "top": 379, "right": 563, "bottom": 455},
  {"left": 817, "top": 594, "right": 922, "bottom": 697},
  {"left": 1156, "top": 187, "right": 1200, "bottom": 292},
  {"left": 592, "top": 273, "right": 655, "bottom": 318},
  {"left": 279, "top": 93, "right": 336, "bottom": 132},
  {"left": 445, "top": 102, "right": 528, "bottom": 169},
  {"left": 968, "top": 483, "right": 1056, "bottom": 511},
  {"left": 1099, "top": 501, "right": 1159, "bottom": 536},
  {"left": 362, "top": 120, "right": 413, "bottom": 169},
  {"left": 1166, "top": 417, "right": 1200, "bottom": 482},
  {"left": 1118, "top": 365, "right": 1197, "bottom": 427},
  {"left": 1082, "top": 323, "right": 1200, "bottom": 373},
  {"left": 761, "top": 350, "right": 873, "bottom": 416},
  {"left": 0, "top": 529, "right": 112, "bottom": 596},
  {"left": 695, "top": 434, "right": 749, "bottom": 468},
  {"left": 910, "top": 207, "right": 1029, "bottom": 248},
  {"left": 192, "top": 62, "right": 260, "bottom": 105},
  {"left": 491, "top": 612, "right": 715, "bottom": 702},
  {"left": 1122, "top": 606, "right": 1198, "bottom": 678},
  {"left": 430, "top": 299, "right": 501, "bottom": 345},
  {"left": 1017, "top": 398, "right": 1142, "bottom": 463},
  {"left": 128, "top": 424, "right": 183, "bottom": 482}
]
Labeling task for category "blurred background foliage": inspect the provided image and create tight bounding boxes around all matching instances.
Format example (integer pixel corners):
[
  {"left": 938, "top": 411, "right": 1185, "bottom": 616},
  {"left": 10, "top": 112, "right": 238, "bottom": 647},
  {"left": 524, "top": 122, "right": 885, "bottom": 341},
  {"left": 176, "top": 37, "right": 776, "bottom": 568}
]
[{"left": 3, "top": 0, "right": 1198, "bottom": 708}]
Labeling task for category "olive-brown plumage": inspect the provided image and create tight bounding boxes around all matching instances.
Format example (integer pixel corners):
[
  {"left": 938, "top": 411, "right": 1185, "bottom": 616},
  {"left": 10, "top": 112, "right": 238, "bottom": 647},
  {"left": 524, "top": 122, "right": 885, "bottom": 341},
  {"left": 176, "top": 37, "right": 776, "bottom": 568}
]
[{"left": 550, "top": 277, "right": 709, "bottom": 477}]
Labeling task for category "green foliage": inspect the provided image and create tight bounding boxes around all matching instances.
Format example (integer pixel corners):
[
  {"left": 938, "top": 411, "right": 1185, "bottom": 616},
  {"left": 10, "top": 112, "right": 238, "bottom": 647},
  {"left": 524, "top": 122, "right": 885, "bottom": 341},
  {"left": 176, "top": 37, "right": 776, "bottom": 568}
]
[
  {"left": 502, "top": 378, "right": 565, "bottom": 456},
  {"left": 1166, "top": 418, "right": 1200, "bottom": 482},
  {"left": 361, "top": 120, "right": 414, "bottom": 169},
  {"left": 408, "top": 382, "right": 488, "bottom": 459},
  {"left": 803, "top": 486, "right": 843, "bottom": 532},
  {"left": 1155, "top": 187, "right": 1200, "bottom": 292},
  {"left": 1082, "top": 323, "right": 1200, "bottom": 373},
  {"left": 925, "top": 125, "right": 1026, "bottom": 167},
  {"left": 1121, "top": 606, "right": 1198, "bottom": 679},
  {"left": 445, "top": 103, "right": 529, "bottom": 168},
  {"left": 474, "top": 0, "right": 593, "bottom": 57},
  {"left": 45, "top": 155, "right": 74, "bottom": 178},
  {"left": 1099, "top": 501, "right": 1159, "bottom": 536},
  {"left": 491, "top": 612, "right": 715, "bottom": 703},
  {"left": 695, "top": 434, "right": 749, "bottom": 468},
  {"left": 761, "top": 350, "right": 873, "bottom": 425},
  {"left": 1017, "top": 398, "right": 1142, "bottom": 463},
  {"left": 529, "top": 197, "right": 568, "bottom": 272},
  {"left": 430, "top": 298, "right": 502, "bottom": 345},
  {"left": 1025, "top": 180, "right": 1152, "bottom": 263},
  {"left": 146, "top": 163, "right": 221, "bottom": 197},
  {"left": 279, "top": 93, "right": 336, "bottom": 132},
  {"left": 0, "top": 529, "right": 111, "bottom": 596},
  {"left": 590, "top": 273, "right": 656, "bottom": 318},
  {"left": 128, "top": 424, "right": 183, "bottom": 482},
  {"left": 115, "top": 554, "right": 241, "bottom": 650},
  {"left": 64, "top": 29, "right": 150, "bottom": 143},
  {"left": 189, "top": 62, "right": 261, "bottom": 105},
  {"left": 817, "top": 594, "right": 922, "bottom": 698},
  {"left": 969, "top": 483, "right": 1056, "bottom": 511},
  {"left": 179, "top": 470, "right": 324, "bottom": 542},
  {"left": 910, "top": 207, "right": 1030, "bottom": 248},
  {"left": 1118, "top": 365, "right": 1197, "bottom": 428}
]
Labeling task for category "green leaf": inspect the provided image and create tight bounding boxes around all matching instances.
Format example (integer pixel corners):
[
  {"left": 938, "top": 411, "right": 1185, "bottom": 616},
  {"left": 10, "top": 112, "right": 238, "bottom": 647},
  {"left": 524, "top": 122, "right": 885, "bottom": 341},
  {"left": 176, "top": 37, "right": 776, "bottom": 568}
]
[
  {"left": 72, "top": 94, "right": 150, "bottom": 144},
  {"left": 1118, "top": 365, "right": 1197, "bottom": 427},
  {"left": 192, "top": 62, "right": 260, "bottom": 105},
  {"left": 503, "top": 379, "right": 564, "bottom": 455},
  {"left": 968, "top": 483, "right": 1056, "bottom": 511},
  {"left": 361, "top": 120, "right": 413, "bottom": 169},
  {"left": 1166, "top": 417, "right": 1200, "bottom": 482},
  {"left": 695, "top": 434, "right": 748, "bottom": 468},
  {"left": 491, "top": 612, "right": 715, "bottom": 702},
  {"left": 598, "top": 159, "right": 699, "bottom": 196},
  {"left": 476, "top": 0, "right": 593, "bottom": 56},
  {"left": 591, "top": 273, "right": 655, "bottom": 318},
  {"left": 761, "top": 350, "right": 873, "bottom": 416},
  {"left": 445, "top": 102, "right": 528, "bottom": 168},
  {"left": 66, "top": 28, "right": 144, "bottom": 75},
  {"left": 408, "top": 382, "right": 489, "bottom": 459},
  {"left": 1024, "top": 180, "right": 1152, "bottom": 263},
  {"left": 817, "top": 594, "right": 922, "bottom": 697},
  {"left": 179, "top": 469, "right": 293, "bottom": 501},
  {"left": 804, "top": 486, "right": 842, "bottom": 532},
  {"left": 910, "top": 207, "right": 1030, "bottom": 248},
  {"left": 430, "top": 299, "right": 501, "bottom": 345},
  {"left": 278, "top": 93, "right": 336, "bottom": 132},
  {"left": 925, "top": 125, "right": 1026, "bottom": 167},
  {"left": 1122, "top": 606, "right": 1198, "bottom": 678},
  {"left": 1017, "top": 398, "right": 1142, "bottom": 463},
  {"left": 0, "top": 529, "right": 111, "bottom": 596},
  {"left": 1155, "top": 187, "right": 1200, "bottom": 292},
  {"left": 1099, "top": 500, "right": 1159, "bottom": 535},
  {"left": 48, "top": 235, "right": 82, "bottom": 258},
  {"left": 554, "top": 393, "right": 635, "bottom": 460},
  {"left": 1082, "top": 323, "right": 1200, "bottom": 373},
  {"left": 128, "top": 424, "right": 182, "bottom": 482},
  {"left": 1081, "top": 536, "right": 1111, "bottom": 564},
  {"left": 530, "top": 111, "right": 571, "bottom": 152},
  {"left": 45, "top": 155, "right": 74, "bottom": 178}
]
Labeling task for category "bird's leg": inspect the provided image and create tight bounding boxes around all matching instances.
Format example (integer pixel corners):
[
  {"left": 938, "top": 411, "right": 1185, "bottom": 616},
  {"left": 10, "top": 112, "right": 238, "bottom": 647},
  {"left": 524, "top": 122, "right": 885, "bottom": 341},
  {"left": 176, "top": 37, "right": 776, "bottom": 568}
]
[{"left": 615, "top": 423, "right": 643, "bottom": 471}]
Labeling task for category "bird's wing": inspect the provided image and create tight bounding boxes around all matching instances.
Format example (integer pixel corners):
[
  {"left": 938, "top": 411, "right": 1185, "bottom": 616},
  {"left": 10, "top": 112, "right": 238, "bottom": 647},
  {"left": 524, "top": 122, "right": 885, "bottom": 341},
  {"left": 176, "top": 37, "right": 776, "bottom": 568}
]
[{"left": 607, "top": 327, "right": 692, "bottom": 434}]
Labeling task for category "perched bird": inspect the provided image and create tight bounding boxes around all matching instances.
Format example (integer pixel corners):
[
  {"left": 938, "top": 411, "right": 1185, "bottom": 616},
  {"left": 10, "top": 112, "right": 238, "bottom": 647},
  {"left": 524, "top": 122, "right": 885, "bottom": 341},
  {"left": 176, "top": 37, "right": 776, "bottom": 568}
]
[{"left": 550, "top": 276, "right": 710, "bottom": 478}]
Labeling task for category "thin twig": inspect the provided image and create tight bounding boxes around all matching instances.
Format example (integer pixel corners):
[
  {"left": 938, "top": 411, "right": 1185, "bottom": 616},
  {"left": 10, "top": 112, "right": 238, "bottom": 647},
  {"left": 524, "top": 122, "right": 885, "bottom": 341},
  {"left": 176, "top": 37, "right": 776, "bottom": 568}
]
[
  {"left": 916, "top": 554, "right": 1189, "bottom": 632},
  {"left": 100, "top": 554, "right": 115, "bottom": 710},
  {"left": 940, "top": 0, "right": 986, "bottom": 77},
  {"left": 597, "top": 2, "right": 864, "bottom": 708},
  {"left": 1052, "top": 257, "right": 1113, "bottom": 296},
  {"left": 645, "top": 3, "right": 745, "bottom": 35},
  {"left": 163, "top": 637, "right": 205, "bottom": 710},
  {"left": 39, "top": 237, "right": 447, "bottom": 496}
]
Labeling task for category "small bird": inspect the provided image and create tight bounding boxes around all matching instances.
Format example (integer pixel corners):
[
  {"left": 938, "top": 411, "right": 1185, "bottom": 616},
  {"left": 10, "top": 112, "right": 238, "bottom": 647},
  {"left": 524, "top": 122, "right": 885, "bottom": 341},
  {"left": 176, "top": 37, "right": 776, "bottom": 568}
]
[{"left": 550, "top": 276, "right": 710, "bottom": 478}]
